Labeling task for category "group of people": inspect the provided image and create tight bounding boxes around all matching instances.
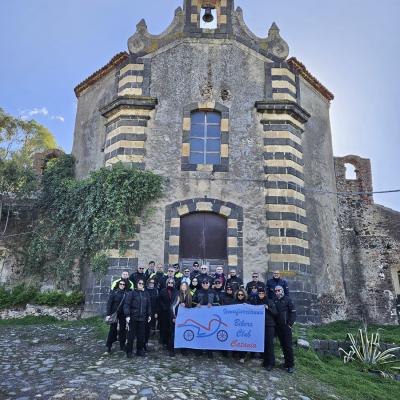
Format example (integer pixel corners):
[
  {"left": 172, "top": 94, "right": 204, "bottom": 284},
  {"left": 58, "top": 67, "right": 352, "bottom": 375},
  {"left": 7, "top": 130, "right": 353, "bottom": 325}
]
[{"left": 105, "top": 261, "right": 296, "bottom": 373}]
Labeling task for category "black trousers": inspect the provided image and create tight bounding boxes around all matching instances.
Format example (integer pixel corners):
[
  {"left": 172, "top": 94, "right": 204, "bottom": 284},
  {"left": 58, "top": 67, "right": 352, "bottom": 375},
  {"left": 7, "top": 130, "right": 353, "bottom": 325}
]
[
  {"left": 159, "top": 312, "right": 169, "bottom": 345},
  {"left": 145, "top": 314, "right": 157, "bottom": 344},
  {"left": 126, "top": 320, "right": 146, "bottom": 355},
  {"left": 276, "top": 324, "right": 294, "bottom": 368},
  {"left": 106, "top": 314, "right": 126, "bottom": 348},
  {"left": 263, "top": 325, "right": 276, "bottom": 366},
  {"left": 168, "top": 319, "right": 175, "bottom": 351}
]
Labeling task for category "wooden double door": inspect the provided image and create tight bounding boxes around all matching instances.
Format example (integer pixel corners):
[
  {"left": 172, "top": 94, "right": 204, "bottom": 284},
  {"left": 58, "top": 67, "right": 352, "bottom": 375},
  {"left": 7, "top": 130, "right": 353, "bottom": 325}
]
[{"left": 179, "top": 212, "right": 227, "bottom": 273}]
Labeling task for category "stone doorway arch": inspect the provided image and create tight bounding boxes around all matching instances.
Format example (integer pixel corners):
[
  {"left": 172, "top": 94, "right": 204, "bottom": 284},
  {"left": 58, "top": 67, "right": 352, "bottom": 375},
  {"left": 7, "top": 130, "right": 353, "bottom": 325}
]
[{"left": 164, "top": 198, "right": 243, "bottom": 274}]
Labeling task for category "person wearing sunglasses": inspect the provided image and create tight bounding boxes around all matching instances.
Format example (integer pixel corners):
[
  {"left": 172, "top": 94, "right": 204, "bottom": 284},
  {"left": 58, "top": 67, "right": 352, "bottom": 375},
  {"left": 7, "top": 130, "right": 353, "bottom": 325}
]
[
  {"left": 225, "top": 269, "right": 243, "bottom": 292},
  {"left": 234, "top": 289, "right": 248, "bottom": 304},
  {"left": 129, "top": 266, "right": 148, "bottom": 287},
  {"left": 190, "top": 277, "right": 199, "bottom": 296},
  {"left": 105, "top": 280, "right": 128, "bottom": 353},
  {"left": 181, "top": 268, "right": 191, "bottom": 286},
  {"left": 149, "top": 264, "right": 167, "bottom": 290},
  {"left": 196, "top": 265, "right": 214, "bottom": 285},
  {"left": 110, "top": 271, "right": 134, "bottom": 291},
  {"left": 193, "top": 279, "right": 219, "bottom": 358},
  {"left": 245, "top": 272, "right": 265, "bottom": 295},
  {"left": 124, "top": 279, "right": 151, "bottom": 358},
  {"left": 144, "top": 279, "right": 159, "bottom": 350},
  {"left": 165, "top": 267, "right": 180, "bottom": 289},
  {"left": 273, "top": 285, "right": 296, "bottom": 373},
  {"left": 221, "top": 285, "right": 235, "bottom": 305},
  {"left": 256, "top": 288, "right": 278, "bottom": 371},
  {"left": 128, "top": 266, "right": 145, "bottom": 287},
  {"left": 266, "top": 270, "right": 289, "bottom": 300},
  {"left": 157, "top": 278, "right": 178, "bottom": 348},
  {"left": 190, "top": 261, "right": 200, "bottom": 279}
]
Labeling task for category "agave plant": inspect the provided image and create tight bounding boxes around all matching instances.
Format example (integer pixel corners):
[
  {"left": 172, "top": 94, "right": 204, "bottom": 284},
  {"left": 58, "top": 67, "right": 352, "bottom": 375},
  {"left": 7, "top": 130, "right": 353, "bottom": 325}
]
[{"left": 339, "top": 327, "right": 400, "bottom": 372}]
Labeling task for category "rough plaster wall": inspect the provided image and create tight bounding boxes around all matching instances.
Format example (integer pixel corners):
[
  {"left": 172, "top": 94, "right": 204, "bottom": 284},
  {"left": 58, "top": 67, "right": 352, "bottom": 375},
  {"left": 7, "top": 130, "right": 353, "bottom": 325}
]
[
  {"left": 299, "top": 79, "right": 346, "bottom": 322},
  {"left": 338, "top": 201, "right": 400, "bottom": 324},
  {"left": 72, "top": 71, "right": 118, "bottom": 179},
  {"left": 138, "top": 40, "right": 268, "bottom": 283}
]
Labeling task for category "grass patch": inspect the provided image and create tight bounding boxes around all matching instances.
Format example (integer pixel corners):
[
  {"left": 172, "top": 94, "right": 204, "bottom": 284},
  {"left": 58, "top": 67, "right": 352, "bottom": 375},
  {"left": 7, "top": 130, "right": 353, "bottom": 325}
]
[
  {"left": 0, "top": 284, "right": 85, "bottom": 309},
  {"left": 296, "top": 347, "right": 400, "bottom": 400},
  {"left": 306, "top": 320, "right": 400, "bottom": 344},
  {"left": 0, "top": 315, "right": 58, "bottom": 326}
]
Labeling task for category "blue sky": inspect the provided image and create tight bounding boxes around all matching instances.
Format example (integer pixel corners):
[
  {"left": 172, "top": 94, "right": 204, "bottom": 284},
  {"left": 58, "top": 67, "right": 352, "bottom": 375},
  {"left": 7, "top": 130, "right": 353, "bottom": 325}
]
[{"left": 0, "top": 0, "right": 399, "bottom": 210}]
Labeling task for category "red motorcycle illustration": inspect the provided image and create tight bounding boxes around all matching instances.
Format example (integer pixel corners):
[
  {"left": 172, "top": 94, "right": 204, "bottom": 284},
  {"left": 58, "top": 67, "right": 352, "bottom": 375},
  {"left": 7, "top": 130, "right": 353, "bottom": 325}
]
[{"left": 177, "top": 314, "right": 229, "bottom": 342}]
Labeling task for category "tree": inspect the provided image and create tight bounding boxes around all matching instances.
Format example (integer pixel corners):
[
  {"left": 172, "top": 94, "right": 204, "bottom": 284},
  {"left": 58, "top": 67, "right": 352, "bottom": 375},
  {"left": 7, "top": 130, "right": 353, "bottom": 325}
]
[{"left": 0, "top": 107, "right": 58, "bottom": 236}]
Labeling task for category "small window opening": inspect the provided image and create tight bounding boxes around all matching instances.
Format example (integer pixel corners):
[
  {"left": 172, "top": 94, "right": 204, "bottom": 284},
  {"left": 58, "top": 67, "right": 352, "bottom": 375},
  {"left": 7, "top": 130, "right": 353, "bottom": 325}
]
[
  {"left": 200, "top": 8, "right": 218, "bottom": 29},
  {"left": 344, "top": 163, "right": 357, "bottom": 180}
]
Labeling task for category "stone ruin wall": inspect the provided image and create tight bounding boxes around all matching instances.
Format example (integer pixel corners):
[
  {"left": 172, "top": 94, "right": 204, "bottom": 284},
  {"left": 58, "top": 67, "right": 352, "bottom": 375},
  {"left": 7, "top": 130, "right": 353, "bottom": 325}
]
[{"left": 335, "top": 155, "right": 400, "bottom": 324}]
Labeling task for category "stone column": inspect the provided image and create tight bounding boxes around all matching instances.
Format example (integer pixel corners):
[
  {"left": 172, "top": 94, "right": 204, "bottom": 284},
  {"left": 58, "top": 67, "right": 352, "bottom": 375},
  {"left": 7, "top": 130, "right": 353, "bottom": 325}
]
[
  {"left": 84, "top": 61, "right": 157, "bottom": 316},
  {"left": 257, "top": 68, "right": 320, "bottom": 322}
]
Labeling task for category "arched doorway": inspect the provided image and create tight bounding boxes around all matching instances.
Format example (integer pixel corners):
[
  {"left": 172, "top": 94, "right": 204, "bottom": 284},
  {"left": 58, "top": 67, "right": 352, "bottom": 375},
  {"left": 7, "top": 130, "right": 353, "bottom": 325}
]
[
  {"left": 180, "top": 212, "right": 227, "bottom": 271},
  {"left": 164, "top": 198, "right": 243, "bottom": 275}
]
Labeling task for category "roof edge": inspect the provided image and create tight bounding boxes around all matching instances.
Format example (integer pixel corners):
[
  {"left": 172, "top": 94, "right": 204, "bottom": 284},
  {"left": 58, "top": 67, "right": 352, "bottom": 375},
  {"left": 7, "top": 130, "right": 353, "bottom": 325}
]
[
  {"left": 287, "top": 57, "right": 334, "bottom": 101},
  {"left": 74, "top": 52, "right": 129, "bottom": 98}
]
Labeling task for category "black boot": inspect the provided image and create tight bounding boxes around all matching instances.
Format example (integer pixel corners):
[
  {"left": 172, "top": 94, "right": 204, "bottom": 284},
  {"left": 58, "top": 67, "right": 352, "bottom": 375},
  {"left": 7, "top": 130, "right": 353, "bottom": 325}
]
[{"left": 106, "top": 346, "right": 112, "bottom": 354}]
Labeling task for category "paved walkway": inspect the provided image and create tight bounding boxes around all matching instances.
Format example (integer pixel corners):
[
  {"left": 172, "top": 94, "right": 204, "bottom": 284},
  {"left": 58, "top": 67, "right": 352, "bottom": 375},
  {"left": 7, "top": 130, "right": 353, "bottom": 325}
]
[{"left": 0, "top": 324, "right": 331, "bottom": 400}]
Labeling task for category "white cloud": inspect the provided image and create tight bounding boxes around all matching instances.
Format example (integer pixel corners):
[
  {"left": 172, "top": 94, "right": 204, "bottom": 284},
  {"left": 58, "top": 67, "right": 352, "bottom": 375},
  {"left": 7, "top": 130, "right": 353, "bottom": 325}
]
[
  {"left": 20, "top": 107, "right": 65, "bottom": 123},
  {"left": 51, "top": 115, "right": 65, "bottom": 123},
  {"left": 27, "top": 107, "right": 49, "bottom": 117}
]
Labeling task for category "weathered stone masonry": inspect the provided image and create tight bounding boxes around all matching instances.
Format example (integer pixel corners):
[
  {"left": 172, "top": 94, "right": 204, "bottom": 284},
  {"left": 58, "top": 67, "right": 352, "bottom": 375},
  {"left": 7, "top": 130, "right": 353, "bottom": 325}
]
[{"left": 59, "top": 0, "right": 400, "bottom": 322}]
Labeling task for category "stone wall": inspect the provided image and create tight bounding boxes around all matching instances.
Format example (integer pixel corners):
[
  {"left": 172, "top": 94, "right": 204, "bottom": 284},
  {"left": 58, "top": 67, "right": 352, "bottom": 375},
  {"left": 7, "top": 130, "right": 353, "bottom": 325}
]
[
  {"left": 310, "top": 338, "right": 400, "bottom": 358},
  {"left": 0, "top": 304, "right": 83, "bottom": 321},
  {"left": 335, "top": 156, "right": 400, "bottom": 324}
]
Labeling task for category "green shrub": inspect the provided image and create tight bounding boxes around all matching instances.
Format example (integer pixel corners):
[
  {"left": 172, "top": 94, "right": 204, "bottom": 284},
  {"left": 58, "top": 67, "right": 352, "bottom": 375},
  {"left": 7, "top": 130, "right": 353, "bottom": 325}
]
[{"left": 0, "top": 285, "right": 84, "bottom": 309}]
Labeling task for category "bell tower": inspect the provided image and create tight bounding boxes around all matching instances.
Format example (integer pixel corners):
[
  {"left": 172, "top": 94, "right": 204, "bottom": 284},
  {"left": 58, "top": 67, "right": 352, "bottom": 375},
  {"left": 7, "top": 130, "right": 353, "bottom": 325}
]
[{"left": 183, "top": 0, "right": 234, "bottom": 33}]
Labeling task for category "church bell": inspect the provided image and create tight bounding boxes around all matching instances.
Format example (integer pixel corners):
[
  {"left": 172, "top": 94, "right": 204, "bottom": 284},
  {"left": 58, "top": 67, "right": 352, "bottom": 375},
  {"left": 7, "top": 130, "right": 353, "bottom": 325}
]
[{"left": 202, "top": 7, "right": 214, "bottom": 23}]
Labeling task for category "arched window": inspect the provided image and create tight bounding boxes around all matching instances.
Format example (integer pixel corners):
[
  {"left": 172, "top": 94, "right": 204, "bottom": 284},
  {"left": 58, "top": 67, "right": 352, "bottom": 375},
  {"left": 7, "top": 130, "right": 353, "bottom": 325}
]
[
  {"left": 345, "top": 163, "right": 357, "bottom": 180},
  {"left": 190, "top": 111, "right": 221, "bottom": 165}
]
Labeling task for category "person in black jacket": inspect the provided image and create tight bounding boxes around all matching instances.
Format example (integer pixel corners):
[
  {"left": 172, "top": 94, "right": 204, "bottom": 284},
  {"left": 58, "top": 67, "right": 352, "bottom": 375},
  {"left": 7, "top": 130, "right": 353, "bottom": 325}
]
[
  {"left": 157, "top": 278, "right": 178, "bottom": 347},
  {"left": 110, "top": 271, "right": 134, "bottom": 291},
  {"left": 149, "top": 264, "right": 167, "bottom": 290},
  {"left": 222, "top": 285, "right": 235, "bottom": 305},
  {"left": 257, "top": 288, "right": 278, "bottom": 370},
  {"left": 194, "top": 280, "right": 220, "bottom": 307},
  {"left": 247, "top": 284, "right": 259, "bottom": 305},
  {"left": 105, "top": 280, "right": 128, "bottom": 353},
  {"left": 129, "top": 266, "right": 147, "bottom": 287},
  {"left": 245, "top": 272, "right": 266, "bottom": 295},
  {"left": 274, "top": 285, "right": 296, "bottom": 373},
  {"left": 190, "top": 261, "right": 200, "bottom": 279},
  {"left": 196, "top": 265, "right": 214, "bottom": 285},
  {"left": 213, "top": 279, "right": 226, "bottom": 304},
  {"left": 225, "top": 269, "right": 243, "bottom": 292},
  {"left": 266, "top": 270, "right": 289, "bottom": 300},
  {"left": 193, "top": 279, "right": 219, "bottom": 358},
  {"left": 144, "top": 278, "right": 158, "bottom": 350},
  {"left": 124, "top": 279, "right": 151, "bottom": 357}
]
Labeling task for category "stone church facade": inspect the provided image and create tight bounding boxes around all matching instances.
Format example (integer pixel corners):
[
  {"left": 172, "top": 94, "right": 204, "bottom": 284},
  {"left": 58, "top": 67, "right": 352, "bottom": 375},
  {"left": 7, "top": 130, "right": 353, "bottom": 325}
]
[{"left": 65, "top": 0, "right": 399, "bottom": 323}]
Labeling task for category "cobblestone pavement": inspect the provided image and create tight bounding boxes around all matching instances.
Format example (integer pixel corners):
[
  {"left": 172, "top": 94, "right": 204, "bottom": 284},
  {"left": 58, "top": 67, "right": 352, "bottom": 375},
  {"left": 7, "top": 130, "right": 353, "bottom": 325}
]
[{"left": 0, "top": 324, "right": 332, "bottom": 400}]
